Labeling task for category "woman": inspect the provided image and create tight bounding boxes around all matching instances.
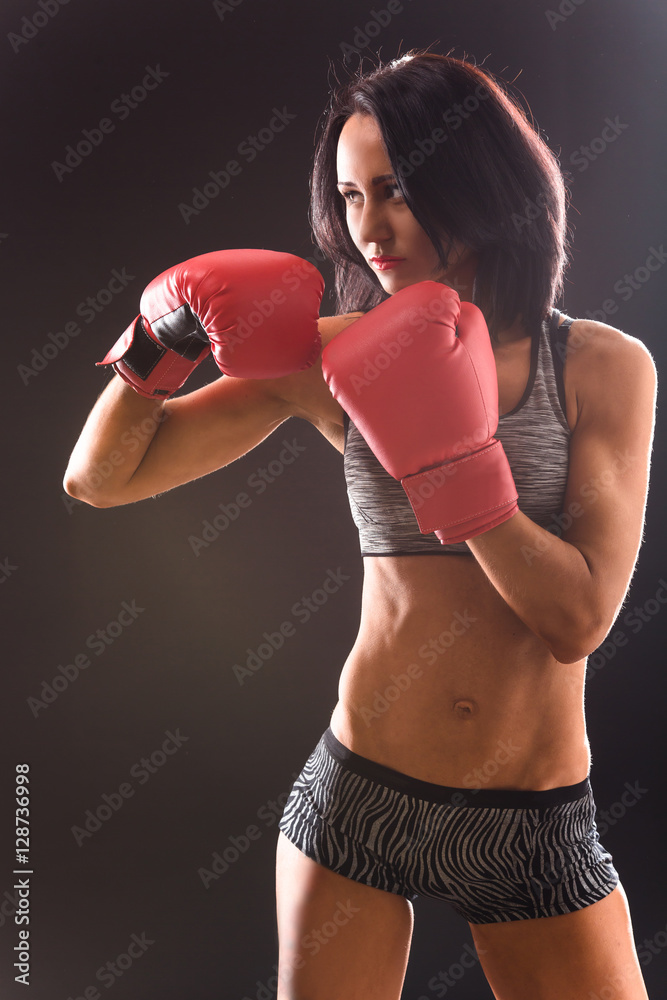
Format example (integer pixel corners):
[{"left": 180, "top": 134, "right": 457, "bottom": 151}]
[{"left": 65, "top": 52, "right": 655, "bottom": 999}]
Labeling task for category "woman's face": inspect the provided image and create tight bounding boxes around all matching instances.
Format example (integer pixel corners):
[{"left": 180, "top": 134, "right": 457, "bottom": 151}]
[{"left": 336, "top": 113, "right": 478, "bottom": 298}]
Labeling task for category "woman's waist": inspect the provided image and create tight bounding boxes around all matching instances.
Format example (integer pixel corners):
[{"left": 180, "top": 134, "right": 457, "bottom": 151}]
[
  {"left": 321, "top": 723, "right": 591, "bottom": 807},
  {"left": 330, "top": 700, "right": 590, "bottom": 791},
  {"left": 331, "top": 644, "right": 589, "bottom": 790}
]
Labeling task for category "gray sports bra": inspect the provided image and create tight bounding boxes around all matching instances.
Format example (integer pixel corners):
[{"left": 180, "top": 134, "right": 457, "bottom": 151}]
[{"left": 343, "top": 308, "right": 574, "bottom": 555}]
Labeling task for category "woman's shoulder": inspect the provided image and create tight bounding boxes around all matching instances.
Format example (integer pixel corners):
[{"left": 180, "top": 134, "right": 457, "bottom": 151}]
[
  {"left": 246, "top": 311, "right": 367, "bottom": 448},
  {"left": 317, "top": 311, "right": 366, "bottom": 349},
  {"left": 562, "top": 316, "right": 656, "bottom": 421},
  {"left": 564, "top": 315, "right": 655, "bottom": 378}
]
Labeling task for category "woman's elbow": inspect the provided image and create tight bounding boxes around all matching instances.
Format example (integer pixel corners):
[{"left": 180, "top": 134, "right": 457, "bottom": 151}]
[
  {"left": 542, "top": 611, "right": 608, "bottom": 665},
  {"left": 62, "top": 471, "right": 120, "bottom": 508}
]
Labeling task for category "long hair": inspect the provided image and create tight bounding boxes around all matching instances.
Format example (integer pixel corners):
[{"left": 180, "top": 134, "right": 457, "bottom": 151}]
[{"left": 310, "top": 51, "right": 571, "bottom": 339}]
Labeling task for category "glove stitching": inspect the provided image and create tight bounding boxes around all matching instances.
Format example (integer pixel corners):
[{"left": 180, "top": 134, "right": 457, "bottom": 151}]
[
  {"left": 459, "top": 340, "right": 493, "bottom": 440},
  {"left": 402, "top": 442, "right": 518, "bottom": 532},
  {"left": 300, "top": 332, "right": 323, "bottom": 370},
  {"left": 152, "top": 353, "right": 183, "bottom": 394},
  {"left": 407, "top": 439, "right": 502, "bottom": 481},
  {"left": 440, "top": 505, "right": 518, "bottom": 544},
  {"left": 412, "top": 495, "right": 518, "bottom": 534}
]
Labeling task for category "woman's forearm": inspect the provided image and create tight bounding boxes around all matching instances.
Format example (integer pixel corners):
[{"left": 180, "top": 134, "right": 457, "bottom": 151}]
[
  {"left": 63, "top": 374, "right": 168, "bottom": 506},
  {"left": 466, "top": 511, "right": 617, "bottom": 664}
]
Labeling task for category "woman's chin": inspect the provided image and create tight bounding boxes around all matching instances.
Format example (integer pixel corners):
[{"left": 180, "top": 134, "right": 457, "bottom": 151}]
[{"left": 377, "top": 272, "right": 427, "bottom": 295}]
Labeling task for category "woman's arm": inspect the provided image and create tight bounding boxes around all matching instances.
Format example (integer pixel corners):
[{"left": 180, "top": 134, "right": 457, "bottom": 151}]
[
  {"left": 466, "top": 320, "right": 657, "bottom": 664},
  {"left": 63, "top": 371, "right": 295, "bottom": 507},
  {"left": 63, "top": 313, "right": 359, "bottom": 507},
  {"left": 63, "top": 247, "right": 338, "bottom": 507}
]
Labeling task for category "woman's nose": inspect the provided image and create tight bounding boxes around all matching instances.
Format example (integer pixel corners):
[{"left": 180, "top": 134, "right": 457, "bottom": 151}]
[{"left": 357, "top": 200, "right": 392, "bottom": 245}]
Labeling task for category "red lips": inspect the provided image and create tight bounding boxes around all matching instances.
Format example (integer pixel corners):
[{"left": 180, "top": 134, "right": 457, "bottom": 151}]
[{"left": 370, "top": 256, "right": 406, "bottom": 270}]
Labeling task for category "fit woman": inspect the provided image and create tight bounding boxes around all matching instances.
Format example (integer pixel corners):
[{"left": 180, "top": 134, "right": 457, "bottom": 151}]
[{"left": 64, "top": 52, "right": 656, "bottom": 999}]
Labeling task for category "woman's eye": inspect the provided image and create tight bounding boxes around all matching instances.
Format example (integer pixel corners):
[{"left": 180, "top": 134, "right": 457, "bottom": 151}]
[{"left": 339, "top": 185, "right": 402, "bottom": 204}]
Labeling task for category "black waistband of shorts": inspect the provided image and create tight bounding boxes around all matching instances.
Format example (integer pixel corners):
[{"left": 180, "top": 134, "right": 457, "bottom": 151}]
[{"left": 322, "top": 727, "right": 591, "bottom": 809}]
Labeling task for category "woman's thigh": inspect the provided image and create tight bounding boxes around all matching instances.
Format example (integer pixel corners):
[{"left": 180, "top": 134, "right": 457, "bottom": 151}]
[
  {"left": 468, "top": 883, "right": 648, "bottom": 1000},
  {"left": 275, "top": 831, "right": 414, "bottom": 1000}
]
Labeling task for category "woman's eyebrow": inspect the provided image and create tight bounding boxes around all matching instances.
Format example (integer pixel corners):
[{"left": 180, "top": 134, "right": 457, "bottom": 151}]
[{"left": 337, "top": 173, "right": 396, "bottom": 187}]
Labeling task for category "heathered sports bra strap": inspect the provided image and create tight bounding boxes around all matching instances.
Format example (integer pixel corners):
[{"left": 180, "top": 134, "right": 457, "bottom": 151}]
[{"left": 549, "top": 309, "right": 574, "bottom": 424}]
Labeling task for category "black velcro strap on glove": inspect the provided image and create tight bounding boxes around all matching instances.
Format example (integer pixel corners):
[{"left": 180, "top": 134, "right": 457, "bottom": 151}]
[
  {"left": 120, "top": 317, "right": 166, "bottom": 380},
  {"left": 150, "top": 304, "right": 210, "bottom": 360}
]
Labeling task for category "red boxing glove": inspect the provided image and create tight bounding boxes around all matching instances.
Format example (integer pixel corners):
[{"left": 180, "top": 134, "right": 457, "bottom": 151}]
[
  {"left": 321, "top": 281, "right": 519, "bottom": 544},
  {"left": 96, "top": 249, "right": 324, "bottom": 398}
]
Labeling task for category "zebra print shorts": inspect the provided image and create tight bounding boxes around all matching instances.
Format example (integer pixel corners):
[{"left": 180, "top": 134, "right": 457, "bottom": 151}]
[{"left": 278, "top": 727, "right": 619, "bottom": 924}]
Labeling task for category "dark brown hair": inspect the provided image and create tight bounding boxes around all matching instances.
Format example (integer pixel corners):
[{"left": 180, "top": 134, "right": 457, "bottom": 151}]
[{"left": 310, "top": 50, "right": 571, "bottom": 339}]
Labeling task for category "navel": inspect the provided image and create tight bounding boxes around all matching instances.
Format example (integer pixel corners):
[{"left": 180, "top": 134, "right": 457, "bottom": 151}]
[{"left": 452, "top": 698, "right": 478, "bottom": 719}]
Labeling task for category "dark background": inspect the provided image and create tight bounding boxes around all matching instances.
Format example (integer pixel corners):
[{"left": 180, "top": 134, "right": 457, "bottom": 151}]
[{"left": 1, "top": 1, "right": 666, "bottom": 997}]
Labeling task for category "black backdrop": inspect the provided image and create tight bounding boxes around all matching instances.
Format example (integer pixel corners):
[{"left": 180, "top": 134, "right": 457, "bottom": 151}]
[{"left": 2, "top": 1, "right": 666, "bottom": 997}]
